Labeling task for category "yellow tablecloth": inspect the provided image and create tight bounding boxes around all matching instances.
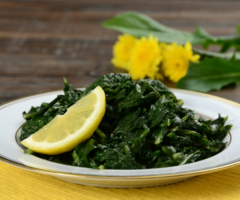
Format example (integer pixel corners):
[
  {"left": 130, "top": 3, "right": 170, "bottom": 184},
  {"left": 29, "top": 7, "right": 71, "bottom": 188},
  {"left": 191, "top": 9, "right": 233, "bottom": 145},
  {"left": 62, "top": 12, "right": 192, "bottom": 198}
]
[{"left": 1, "top": 161, "right": 240, "bottom": 200}]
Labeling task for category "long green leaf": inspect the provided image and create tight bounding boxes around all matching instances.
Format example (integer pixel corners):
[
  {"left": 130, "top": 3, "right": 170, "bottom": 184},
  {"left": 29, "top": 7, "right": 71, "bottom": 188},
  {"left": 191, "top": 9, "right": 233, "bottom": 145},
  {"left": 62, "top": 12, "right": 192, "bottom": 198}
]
[
  {"left": 176, "top": 57, "right": 240, "bottom": 92},
  {"left": 102, "top": 12, "right": 208, "bottom": 45},
  {"left": 103, "top": 11, "right": 239, "bottom": 52}
]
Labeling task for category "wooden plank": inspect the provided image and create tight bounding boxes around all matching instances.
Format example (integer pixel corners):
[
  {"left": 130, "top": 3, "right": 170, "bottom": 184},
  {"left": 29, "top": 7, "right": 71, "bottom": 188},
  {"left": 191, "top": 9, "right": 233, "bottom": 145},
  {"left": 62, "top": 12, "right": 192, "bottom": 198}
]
[{"left": 0, "top": 0, "right": 240, "bottom": 104}]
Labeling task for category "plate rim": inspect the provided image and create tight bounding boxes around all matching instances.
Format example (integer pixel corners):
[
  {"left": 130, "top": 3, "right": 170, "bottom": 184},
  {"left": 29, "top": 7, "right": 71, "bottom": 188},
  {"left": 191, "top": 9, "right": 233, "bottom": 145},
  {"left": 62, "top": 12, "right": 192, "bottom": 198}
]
[
  {"left": 1, "top": 155, "right": 240, "bottom": 180},
  {"left": 1, "top": 88, "right": 240, "bottom": 179}
]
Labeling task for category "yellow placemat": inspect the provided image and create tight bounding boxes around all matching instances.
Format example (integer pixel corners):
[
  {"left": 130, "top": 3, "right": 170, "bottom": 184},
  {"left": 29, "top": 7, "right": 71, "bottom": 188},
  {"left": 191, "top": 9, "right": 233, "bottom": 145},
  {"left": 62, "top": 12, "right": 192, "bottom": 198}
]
[{"left": 1, "top": 161, "right": 240, "bottom": 200}]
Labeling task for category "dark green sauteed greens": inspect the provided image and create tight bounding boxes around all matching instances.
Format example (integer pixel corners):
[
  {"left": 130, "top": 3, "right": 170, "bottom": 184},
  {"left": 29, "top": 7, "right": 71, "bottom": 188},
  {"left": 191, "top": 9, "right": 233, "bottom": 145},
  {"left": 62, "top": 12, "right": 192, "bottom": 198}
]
[{"left": 21, "top": 73, "right": 232, "bottom": 169}]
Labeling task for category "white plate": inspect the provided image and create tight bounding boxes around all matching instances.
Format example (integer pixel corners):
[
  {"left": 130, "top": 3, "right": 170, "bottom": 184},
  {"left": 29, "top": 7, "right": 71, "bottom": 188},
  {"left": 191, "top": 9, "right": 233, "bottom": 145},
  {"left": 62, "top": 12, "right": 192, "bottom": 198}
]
[{"left": 0, "top": 89, "right": 240, "bottom": 188}]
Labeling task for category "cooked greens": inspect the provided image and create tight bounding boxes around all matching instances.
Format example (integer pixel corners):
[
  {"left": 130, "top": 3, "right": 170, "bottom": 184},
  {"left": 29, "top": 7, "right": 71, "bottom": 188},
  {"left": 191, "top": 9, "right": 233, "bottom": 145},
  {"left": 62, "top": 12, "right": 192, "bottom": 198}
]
[{"left": 20, "top": 73, "right": 232, "bottom": 169}]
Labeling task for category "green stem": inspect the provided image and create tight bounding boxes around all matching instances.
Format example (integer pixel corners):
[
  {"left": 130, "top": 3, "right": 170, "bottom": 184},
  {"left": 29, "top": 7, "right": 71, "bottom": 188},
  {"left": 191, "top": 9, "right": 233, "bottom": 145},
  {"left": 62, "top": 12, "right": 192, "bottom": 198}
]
[
  {"left": 177, "top": 99, "right": 184, "bottom": 106},
  {"left": 96, "top": 128, "right": 107, "bottom": 138},
  {"left": 140, "top": 128, "right": 150, "bottom": 138},
  {"left": 98, "top": 165, "right": 105, "bottom": 170},
  {"left": 181, "top": 115, "right": 188, "bottom": 122},
  {"left": 179, "top": 150, "right": 200, "bottom": 165},
  {"left": 32, "top": 95, "right": 63, "bottom": 119},
  {"left": 22, "top": 112, "right": 37, "bottom": 120},
  {"left": 24, "top": 149, "right": 35, "bottom": 155},
  {"left": 124, "top": 144, "right": 131, "bottom": 154},
  {"left": 154, "top": 128, "right": 166, "bottom": 145}
]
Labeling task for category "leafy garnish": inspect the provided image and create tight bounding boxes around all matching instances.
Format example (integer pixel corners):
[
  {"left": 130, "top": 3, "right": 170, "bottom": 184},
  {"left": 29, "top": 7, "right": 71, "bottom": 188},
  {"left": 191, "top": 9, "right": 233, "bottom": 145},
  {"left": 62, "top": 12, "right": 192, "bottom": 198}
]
[
  {"left": 102, "top": 11, "right": 237, "bottom": 50},
  {"left": 176, "top": 57, "right": 240, "bottom": 92},
  {"left": 103, "top": 12, "right": 240, "bottom": 92},
  {"left": 102, "top": 12, "right": 205, "bottom": 45}
]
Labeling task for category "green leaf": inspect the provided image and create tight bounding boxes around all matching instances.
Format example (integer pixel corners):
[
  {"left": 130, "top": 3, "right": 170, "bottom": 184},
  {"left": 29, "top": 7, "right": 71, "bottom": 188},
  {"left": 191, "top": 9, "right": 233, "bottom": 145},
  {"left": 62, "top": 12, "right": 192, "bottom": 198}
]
[
  {"left": 102, "top": 11, "right": 238, "bottom": 48},
  {"left": 194, "top": 27, "right": 214, "bottom": 49},
  {"left": 194, "top": 27, "right": 217, "bottom": 43},
  {"left": 102, "top": 11, "right": 239, "bottom": 52},
  {"left": 194, "top": 48, "right": 240, "bottom": 60},
  {"left": 194, "top": 27, "right": 236, "bottom": 50},
  {"left": 102, "top": 12, "right": 208, "bottom": 45},
  {"left": 193, "top": 27, "right": 238, "bottom": 52},
  {"left": 176, "top": 57, "right": 240, "bottom": 92},
  {"left": 217, "top": 38, "right": 240, "bottom": 53},
  {"left": 237, "top": 26, "right": 240, "bottom": 36}
]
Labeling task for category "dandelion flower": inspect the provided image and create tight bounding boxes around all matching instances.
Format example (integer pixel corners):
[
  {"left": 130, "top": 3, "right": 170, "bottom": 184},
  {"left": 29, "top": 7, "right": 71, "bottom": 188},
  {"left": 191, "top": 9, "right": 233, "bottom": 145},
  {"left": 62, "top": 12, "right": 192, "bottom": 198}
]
[
  {"left": 111, "top": 34, "right": 137, "bottom": 70},
  {"left": 128, "top": 35, "right": 162, "bottom": 80},
  {"left": 161, "top": 42, "right": 200, "bottom": 82}
]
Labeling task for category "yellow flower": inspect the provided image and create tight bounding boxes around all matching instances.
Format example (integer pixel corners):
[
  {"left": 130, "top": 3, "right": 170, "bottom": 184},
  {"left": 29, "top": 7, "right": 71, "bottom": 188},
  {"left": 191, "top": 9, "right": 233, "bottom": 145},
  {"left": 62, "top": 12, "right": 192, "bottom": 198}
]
[
  {"left": 161, "top": 42, "right": 200, "bottom": 82},
  {"left": 111, "top": 34, "right": 136, "bottom": 70},
  {"left": 128, "top": 35, "right": 162, "bottom": 80}
]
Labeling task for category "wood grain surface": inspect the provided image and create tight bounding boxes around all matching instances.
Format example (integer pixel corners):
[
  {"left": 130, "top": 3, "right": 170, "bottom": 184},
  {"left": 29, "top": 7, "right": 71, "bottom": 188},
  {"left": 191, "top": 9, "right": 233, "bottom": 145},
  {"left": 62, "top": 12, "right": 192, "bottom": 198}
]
[{"left": 0, "top": 0, "right": 240, "bottom": 104}]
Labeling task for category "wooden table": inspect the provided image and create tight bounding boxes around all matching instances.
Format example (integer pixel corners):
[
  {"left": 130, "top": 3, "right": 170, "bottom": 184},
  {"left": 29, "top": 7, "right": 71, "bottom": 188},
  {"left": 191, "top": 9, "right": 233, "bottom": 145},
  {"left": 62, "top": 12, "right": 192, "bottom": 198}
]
[{"left": 1, "top": 0, "right": 240, "bottom": 104}]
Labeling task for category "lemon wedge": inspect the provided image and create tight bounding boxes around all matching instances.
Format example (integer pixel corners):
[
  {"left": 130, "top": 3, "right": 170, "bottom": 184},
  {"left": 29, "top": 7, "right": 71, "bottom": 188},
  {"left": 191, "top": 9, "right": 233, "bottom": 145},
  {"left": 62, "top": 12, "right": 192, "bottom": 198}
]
[{"left": 21, "top": 86, "right": 106, "bottom": 155}]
